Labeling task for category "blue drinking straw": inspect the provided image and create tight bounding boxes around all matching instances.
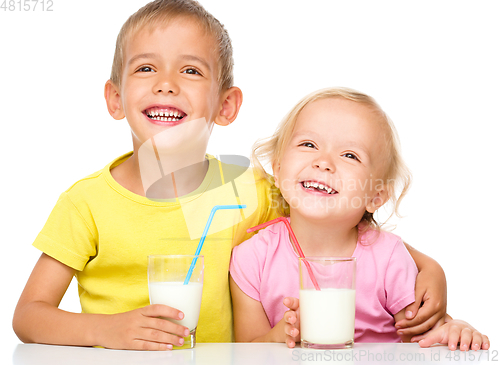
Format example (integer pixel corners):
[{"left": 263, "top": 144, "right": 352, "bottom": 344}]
[{"left": 183, "top": 204, "right": 246, "bottom": 285}]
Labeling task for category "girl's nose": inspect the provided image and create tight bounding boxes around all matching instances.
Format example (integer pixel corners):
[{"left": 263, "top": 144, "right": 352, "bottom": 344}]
[{"left": 313, "top": 156, "right": 335, "bottom": 172}]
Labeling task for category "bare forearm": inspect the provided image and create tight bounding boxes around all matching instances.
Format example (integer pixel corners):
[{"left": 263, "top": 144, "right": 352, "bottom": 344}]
[
  {"left": 249, "top": 319, "right": 286, "bottom": 343},
  {"left": 13, "top": 301, "right": 105, "bottom": 347}
]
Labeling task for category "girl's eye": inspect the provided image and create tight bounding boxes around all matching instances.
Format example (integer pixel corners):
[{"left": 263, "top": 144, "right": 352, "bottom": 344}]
[
  {"left": 183, "top": 68, "right": 201, "bottom": 75},
  {"left": 137, "top": 66, "right": 154, "bottom": 73},
  {"left": 343, "top": 153, "right": 359, "bottom": 161},
  {"left": 300, "top": 142, "right": 316, "bottom": 148}
]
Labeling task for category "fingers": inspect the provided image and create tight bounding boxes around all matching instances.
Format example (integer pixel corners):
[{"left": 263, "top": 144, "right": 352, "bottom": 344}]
[
  {"left": 283, "top": 300, "right": 300, "bottom": 349},
  {"left": 284, "top": 309, "right": 297, "bottom": 325},
  {"left": 142, "top": 304, "right": 185, "bottom": 322},
  {"left": 417, "top": 327, "right": 446, "bottom": 348},
  {"left": 397, "top": 312, "right": 442, "bottom": 336},
  {"left": 447, "top": 324, "right": 461, "bottom": 351},
  {"left": 283, "top": 297, "right": 300, "bottom": 311},
  {"left": 284, "top": 320, "right": 299, "bottom": 348},
  {"left": 396, "top": 297, "right": 446, "bottom": 330},
  {"left": 404, "top": 296, "right": 423, "bottom": 320},
  {"left": 458, "top": 329, "right": 489, "bottom": 352},
  {"left": 138, "top": 305, "right": 191, "bottom": 348},
  {"left": 146, "top": 317, "right": 190, "bottom": 343},
  {"left": 284, "top": 322, "right": 299, "bottom": 338},
  {"left": 142, "top": 305, "right": 190, "bottom": 337},
  {"left": 410, "top": 333, "right": 427, "bottom": 343},
  {"left": 481, "top": 335, "right": 490, "bottom": 350}
]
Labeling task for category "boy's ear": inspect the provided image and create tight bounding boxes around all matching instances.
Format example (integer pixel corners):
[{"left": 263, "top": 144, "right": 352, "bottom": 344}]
[
  {"left": 214, "top": 86, "right": 243, "bottom": 126},
  {"left": 366, "top": 185, "right": 390, "bottom": 213},
  {"left": 104, "top": 80, "right": 125, "bottom": 120}
]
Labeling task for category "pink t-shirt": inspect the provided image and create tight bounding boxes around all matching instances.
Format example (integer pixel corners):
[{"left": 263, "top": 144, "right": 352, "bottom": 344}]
[{"left": 230, "top": 220, "right": 418, "bottom": 343}]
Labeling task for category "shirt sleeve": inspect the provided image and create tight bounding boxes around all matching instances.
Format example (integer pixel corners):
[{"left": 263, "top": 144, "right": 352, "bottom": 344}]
[
  {"left": 32, "top": 192, "right": 97, "bottom": 271},
  {"left": 384, "top": 240, "right": 418, "bottom": 315},
  {"left": 230, "top": 234, "right": 267, "bottom": 302}
]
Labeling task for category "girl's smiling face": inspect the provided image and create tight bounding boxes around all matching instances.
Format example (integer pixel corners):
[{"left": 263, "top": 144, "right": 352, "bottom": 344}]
[{"left": 273, "top": 97, "right": 390, "bottom": 225}]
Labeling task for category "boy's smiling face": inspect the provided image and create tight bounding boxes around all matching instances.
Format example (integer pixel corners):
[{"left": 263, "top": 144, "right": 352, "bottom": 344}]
[{"left": 108, "top": 17, "right": 224, "bottom": 148}]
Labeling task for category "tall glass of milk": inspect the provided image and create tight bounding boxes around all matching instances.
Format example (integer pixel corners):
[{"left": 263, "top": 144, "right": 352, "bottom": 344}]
[
  {"left": 299, "top": 257, "right": 356, "bottom": 350},
  {"left": 148, "top": 255, "right": 204, "bottom": 349}
]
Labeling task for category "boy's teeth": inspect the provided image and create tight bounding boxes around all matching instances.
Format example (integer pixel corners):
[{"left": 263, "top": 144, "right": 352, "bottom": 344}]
[
  {"left": 147, "top": 107, "right": 186, "bottom": 121},
  {"left": 146, "top": 108, "right": 185, "bottom": 122}
]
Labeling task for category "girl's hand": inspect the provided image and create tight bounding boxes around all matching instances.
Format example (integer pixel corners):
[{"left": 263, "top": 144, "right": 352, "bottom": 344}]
[
  {"left": 395, "top": 253, "right": 447, "bottom": 336},
  {"left": 97, "top": 305, "right": 190, "bottom": 350},
  {"left": 283, "top": 297, "right": 301, "bottom": 348},
  {"left": 414, "top": 319, "right": 490, "bottom": 351}
]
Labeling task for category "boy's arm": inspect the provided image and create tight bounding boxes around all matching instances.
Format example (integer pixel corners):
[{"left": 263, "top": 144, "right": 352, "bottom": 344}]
[
  {"left": 13, "top": 253, "right": 188, "bottom": 350},
  {"left": 230, "top": 276, "right": 285, "bottom": 343},
  {"left": 397, "top": 242, "right": 447, "bottom": 336},
  {"left": 394, "top": 309, "right": 417, "bottom": 343}
]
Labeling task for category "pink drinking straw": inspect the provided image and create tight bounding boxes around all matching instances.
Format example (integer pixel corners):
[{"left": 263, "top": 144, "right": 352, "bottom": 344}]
[{"left": 247, "top": 217, "right": 321, "bottom": 291}]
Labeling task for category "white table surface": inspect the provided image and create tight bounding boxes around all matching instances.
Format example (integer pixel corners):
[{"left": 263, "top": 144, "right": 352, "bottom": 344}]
[{"left": 6, "top": 342, "right": 497, "bottom": 365}]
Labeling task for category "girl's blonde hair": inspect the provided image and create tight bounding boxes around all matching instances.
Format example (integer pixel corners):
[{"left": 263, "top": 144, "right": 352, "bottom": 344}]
[
  {"left": 110, "top": 0, "right": 233, "bottom": 92},
  {"left": 252, "top": 87, "right": 412, "bottom": 230}
]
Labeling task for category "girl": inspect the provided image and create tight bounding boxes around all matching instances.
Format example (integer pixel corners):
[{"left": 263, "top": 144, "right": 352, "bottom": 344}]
[{"left": 229, "top": 87, "right": 489, "bottom": 351}]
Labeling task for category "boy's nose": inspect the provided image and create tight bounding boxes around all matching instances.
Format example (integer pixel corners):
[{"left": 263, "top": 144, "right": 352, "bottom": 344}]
[{"left": 153, "top": 76, "right": 179, "bottom": 95}]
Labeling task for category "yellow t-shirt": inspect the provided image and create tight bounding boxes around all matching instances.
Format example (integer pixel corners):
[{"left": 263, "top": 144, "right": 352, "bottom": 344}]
[{"left": 33, "top": 152, "right": 279, "bottom": 342}]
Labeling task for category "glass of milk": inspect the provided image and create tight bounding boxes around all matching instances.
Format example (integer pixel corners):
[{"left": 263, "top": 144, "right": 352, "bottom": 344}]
[
  {"left": 299, "top": 257, "right": 356, "bottom": 349},
  {"left": 148, "top": 255, "right": 204, "bottom": 349}
]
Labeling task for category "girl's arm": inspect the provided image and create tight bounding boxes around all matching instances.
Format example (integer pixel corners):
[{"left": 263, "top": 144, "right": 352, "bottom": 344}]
[
  {"left": 230, "top": 276, "right": 286, "bottom": 342},
  {"left": 415, "top": 314, "right": 490, "bottom": 351},
  {"left": 399, "top": 242, "right": 447, "bottom": 335},
  {"left": 13, "top": 253, "right": 188, "bottom": 350}
]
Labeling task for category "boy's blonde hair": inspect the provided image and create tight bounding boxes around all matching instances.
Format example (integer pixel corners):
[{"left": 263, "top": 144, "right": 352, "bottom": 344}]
[
  {"left": 252, "top": 87, "right": 412, "bottom": 229},
  {"left": 110, "top": 0, "right": 234, "bottom": 92}
]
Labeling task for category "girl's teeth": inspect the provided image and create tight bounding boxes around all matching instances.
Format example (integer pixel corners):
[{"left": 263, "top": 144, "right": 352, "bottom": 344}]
[{"left": 303, "top": 181, "right": 334, "bottom": 194}]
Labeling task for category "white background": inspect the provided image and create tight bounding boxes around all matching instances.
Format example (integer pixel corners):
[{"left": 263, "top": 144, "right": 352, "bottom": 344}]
[{"left": 1, "top": 0, "right": 498, "bottom": 355}]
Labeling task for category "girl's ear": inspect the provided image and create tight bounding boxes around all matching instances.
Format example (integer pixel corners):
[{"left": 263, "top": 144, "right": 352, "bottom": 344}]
[
  {"left": 272, "top": 161, "right": 281, "bottom": 189},
  {"left": 366, "top": 185, "right": 390, "bottom": 213},
  {"left": 104, "top": 80, "right": 125, "bottom": 120},
  {"left": 214, "top": 87, "right": 243, "bottom": 126}
]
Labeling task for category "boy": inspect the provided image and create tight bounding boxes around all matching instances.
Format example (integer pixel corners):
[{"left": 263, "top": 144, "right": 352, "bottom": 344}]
[{"left": 13, "top": 0, "right": 446, "bottom": 351}]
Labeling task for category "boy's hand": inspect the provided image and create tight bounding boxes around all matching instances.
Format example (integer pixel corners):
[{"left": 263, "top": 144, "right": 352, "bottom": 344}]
[
  {"left": 414, "top": 319, "right": 490, "bottom": 351},
  {"left": 97, "top": 304, "right": 190, "bottom": 350},
  {"left": 283, "top": 297, "right": 301, "bottom": 348},
  {"left": 395, "top": 264, "right": 447, "bottom": 336}
]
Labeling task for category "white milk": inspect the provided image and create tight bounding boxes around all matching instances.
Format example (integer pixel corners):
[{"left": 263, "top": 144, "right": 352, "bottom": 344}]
[
  {"left": 300, "top": 288, "right": 356, "bottom": 344},
  {"left": 149, "top": 282, "right": 203, "bottom": 330}
]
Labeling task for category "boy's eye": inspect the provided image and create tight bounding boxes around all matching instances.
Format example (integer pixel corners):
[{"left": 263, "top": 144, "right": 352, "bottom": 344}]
[
  {"left": 182, "top": 68, "right": 201, "bottom": 75},
  {"left": 343, "top": 153, "right": 359, "bottom": 161},
  {"left": 137, "top": 66, "right": 155, "bottom": 73}
]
